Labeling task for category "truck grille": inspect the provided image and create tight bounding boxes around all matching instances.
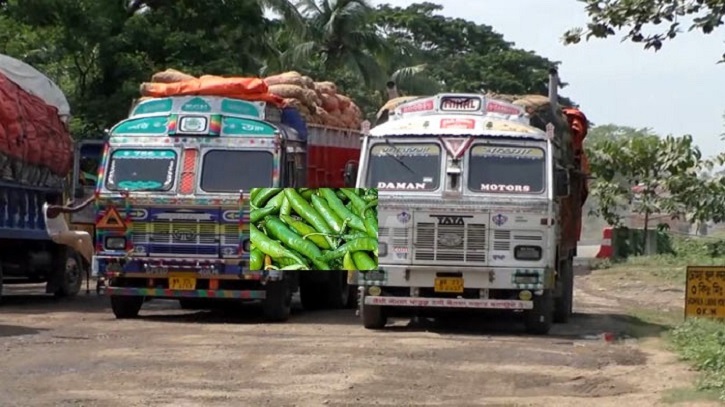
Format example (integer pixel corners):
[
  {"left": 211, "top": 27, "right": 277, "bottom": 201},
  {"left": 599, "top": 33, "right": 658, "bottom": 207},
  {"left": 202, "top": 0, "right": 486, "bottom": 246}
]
[
  {"left": 414, "top": 222, "right": 487, "bottom": 263},
  {"left": 131, "top": 221, "right": 220, "bottom": 256}
]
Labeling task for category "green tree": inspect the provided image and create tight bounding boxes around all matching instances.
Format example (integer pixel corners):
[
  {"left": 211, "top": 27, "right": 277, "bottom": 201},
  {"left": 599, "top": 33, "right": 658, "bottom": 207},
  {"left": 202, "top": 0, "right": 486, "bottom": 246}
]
[
  {"left": 587, "top": 129, "right": 720, "bottom": 252},
  {"left": 563, "top": 0, "right": 725, "bottom": 62},
  {"left": 374, "top": 2, "right": 564, "bottom": 97}
]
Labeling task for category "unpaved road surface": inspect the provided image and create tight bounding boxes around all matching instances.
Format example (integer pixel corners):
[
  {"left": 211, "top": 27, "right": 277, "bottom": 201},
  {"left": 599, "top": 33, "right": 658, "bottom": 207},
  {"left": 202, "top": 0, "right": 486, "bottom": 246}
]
[{"left": 0, "top": 268, "right": 716, "bottom": 407}]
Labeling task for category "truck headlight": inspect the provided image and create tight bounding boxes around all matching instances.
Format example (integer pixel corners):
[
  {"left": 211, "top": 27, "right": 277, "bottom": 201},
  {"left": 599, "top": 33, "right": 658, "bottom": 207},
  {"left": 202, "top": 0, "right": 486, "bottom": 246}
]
[
  {"left": 105, "top": 237, "right": 126, "bottom": 250},
  {"left": 378, "top": 242, "right": 388, "bottom": 257},
  {"left": 514, "top": 245, "right": 542, "bottom": 261}
]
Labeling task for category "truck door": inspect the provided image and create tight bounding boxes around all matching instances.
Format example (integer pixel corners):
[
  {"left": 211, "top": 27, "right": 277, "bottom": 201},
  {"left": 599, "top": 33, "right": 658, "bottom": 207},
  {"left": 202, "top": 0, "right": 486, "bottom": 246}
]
[{"left": 70, "top": 140, "right": 105, "bottom": 227}]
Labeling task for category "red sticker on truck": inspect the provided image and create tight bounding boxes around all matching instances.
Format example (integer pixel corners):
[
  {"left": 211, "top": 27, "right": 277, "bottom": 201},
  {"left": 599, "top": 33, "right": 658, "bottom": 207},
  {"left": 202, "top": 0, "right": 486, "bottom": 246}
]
[{"left": 440, "top": 118, "right": 475, "bottom": 129}]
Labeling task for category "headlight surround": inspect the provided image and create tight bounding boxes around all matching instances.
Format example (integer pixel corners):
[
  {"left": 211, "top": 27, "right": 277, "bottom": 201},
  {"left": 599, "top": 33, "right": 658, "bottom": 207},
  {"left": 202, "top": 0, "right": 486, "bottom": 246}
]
[
  {"left": 378, "top": 242, "right": 388, "bottom": 257},
  {"left": 105, "top": 237, "right": 126, "bottom": 250},
  {"left": 514, "top": 245, "right": 542, "bottom": 261}
]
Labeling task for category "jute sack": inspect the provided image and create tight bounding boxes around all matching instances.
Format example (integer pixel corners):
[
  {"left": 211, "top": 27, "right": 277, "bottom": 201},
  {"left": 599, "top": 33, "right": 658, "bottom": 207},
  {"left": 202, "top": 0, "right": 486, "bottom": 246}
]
[{"left": 151, "top": 69, "right": 196, "bottom": 83}]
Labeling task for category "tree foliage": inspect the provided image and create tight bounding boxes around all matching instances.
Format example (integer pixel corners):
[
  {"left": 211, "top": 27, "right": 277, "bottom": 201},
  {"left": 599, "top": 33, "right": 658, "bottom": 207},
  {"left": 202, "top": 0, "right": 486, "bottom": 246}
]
[
  {"left": 0, "top": 0, "right": 567, "bottom": 137},
  {"left": 586, "top": 125, "right": 725, "bottom": 240},
  {"left": 563, "top": 0, "right": 725, "bottom": 62}
]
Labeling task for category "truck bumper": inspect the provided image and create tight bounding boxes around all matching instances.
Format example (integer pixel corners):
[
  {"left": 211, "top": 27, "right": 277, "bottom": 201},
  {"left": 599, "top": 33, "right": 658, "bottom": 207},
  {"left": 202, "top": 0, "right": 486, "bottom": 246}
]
[
  {"left": 359, "top": 265, "right": 552, "bottom": 290},
  {"left": 104, "top": 286, "right": 266, "bottom": 300},
  {"left": 363, "top": 295, "right": 532, "bottom": 310}
]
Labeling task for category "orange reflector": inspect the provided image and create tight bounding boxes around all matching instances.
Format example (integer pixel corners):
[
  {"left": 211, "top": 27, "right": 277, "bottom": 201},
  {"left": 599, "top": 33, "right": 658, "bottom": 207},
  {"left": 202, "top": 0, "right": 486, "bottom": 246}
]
[{"left": 209, "top": 279, "right": 219, "bottom": 290}]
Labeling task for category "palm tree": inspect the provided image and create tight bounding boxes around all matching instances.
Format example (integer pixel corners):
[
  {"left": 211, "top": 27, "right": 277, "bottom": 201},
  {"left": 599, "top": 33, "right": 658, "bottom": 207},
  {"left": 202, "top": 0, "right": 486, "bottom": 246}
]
[{"left": 283, "top": 0, "right": 389, "bottom": 87}]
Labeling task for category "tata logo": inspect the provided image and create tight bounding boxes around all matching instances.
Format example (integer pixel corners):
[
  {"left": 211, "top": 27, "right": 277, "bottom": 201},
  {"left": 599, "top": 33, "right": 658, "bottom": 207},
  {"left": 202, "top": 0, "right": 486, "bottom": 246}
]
[
  {"left": 173, "top": 228, "right": 197, "bottom": 242},
  {"left": 429, "top": 214, "right": 473, "bottom": 225}
]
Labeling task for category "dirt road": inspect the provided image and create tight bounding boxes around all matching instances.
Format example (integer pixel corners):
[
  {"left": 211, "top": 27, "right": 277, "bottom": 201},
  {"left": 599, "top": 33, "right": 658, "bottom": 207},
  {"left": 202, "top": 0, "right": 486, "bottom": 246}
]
[{"left": 0, "top": 268, "right": 715, "bottom": 407}]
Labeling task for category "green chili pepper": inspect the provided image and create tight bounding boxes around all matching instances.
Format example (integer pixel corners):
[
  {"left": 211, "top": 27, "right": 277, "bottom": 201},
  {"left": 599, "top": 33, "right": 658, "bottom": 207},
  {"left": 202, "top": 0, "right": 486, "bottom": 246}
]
[
  {"left": 250, "top": 223, "right": 307, "bottom": 266},
  {"left": 319, "top": 188, "right": 367, "bottom": 233},
  {"left": 250, "top": 188, "right": 260, "bottom": 202},
  {"left": 250, "top": 248, "right": 264, "bottom": 270},
  {"left": 264, "top": 216, "right": 331, "bottom": 270},
  {"left": 280, "top": 196, "right": 291, "bottom": 216},
  {"left": 284, "top": 189, "right": 337, "bottom": 248},
  {"left": 321, "top": 237, "right": 379, "bottom": 262},
  {"left": 251, "top": 205, "right": 278, "bottom": 223},
  {"left": 300, "top": 188, "right": 315, "bottom": 201},
  {"left": 310, "top": 194, "right": 344, "bottom": 234},
  {"left": 362, "top": 206, "right": 378, "bottom": 239},
  {"left": 343, "top": 251, "right": 357, "bottom": 271},
  {"left": 352, "top": 251, "right": 377, "bottom": 270},
  {"left": 280, "top": 214, "right": 332, "bottom": 250},
  {"left": 252, "top": 188, "right": 282, "bottom": 207},
  {"left": 340, "top": 188, "right": 367, "bottom": 214}
]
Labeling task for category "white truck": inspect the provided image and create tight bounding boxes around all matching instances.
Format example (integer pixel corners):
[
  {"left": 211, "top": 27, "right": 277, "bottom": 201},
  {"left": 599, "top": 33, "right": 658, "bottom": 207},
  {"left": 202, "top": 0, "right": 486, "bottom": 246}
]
[{"left": 351, "top": 69, "right": 590, "bottom": 334}]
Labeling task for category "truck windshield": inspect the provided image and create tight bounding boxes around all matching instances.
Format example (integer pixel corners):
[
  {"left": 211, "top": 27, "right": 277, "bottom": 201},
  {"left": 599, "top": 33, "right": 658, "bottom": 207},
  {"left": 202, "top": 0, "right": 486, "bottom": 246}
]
[
  {"left": 200, "top": 150, "right": 274, "bottom": 192},
  {"left": 106, "top": 149, "right": 177, "bottom": 191},
  {"left": 366, "top": 142, "right": 441, "bottom": 191},
  {"left": 467, "top": 144, "right": 545, "bottom": 194}
]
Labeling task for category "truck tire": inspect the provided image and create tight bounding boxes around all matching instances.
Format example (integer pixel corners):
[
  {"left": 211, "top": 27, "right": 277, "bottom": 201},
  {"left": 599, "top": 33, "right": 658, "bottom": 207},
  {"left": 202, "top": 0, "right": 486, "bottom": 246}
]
[
  {"left": 554, "top": 260, "right": 574, "bottom": 323},
  {"left": 263, "top": 279, "right": 292, "bottom": 322},
  {"left": 362, "top": 303, "right": 387, "bottom": 330},
  {"left": 110, "top": 295, "right": 143, "bottom": 319},
  {"left": 324, "top": 271, "right": 351, "bottom": 309},
  {"left": 54, "top": 250, "right": 84, "bottom": 298},
  {"left": 524, "top": 290, "right": 554, "bottom": 335},
  {"left": 0, "top": 263, "right": 4, "bottom": 304}
]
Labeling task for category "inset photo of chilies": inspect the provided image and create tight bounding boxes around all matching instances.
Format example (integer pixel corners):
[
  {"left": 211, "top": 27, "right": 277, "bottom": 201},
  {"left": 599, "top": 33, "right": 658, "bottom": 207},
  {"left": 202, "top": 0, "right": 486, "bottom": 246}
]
[{"left": 249, "top": 188, "right": 378, "bottom": 271}]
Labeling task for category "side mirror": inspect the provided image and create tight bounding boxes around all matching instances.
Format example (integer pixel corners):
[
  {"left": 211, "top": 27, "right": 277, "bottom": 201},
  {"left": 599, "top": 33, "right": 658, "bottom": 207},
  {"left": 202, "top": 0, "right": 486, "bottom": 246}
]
[
  {"left": 343, "top": 161, "right": 358, "bottom": 187},
  {"left": 74, "top": 187, "right": 85, "bottom": 199},
  {"left": 555, "top": 168, "right": 570, "bottom": 197}
]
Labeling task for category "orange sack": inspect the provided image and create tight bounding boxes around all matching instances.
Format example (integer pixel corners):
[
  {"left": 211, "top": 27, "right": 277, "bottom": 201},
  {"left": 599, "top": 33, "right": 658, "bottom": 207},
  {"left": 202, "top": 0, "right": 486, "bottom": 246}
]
[{"left": 139, "top": 76, "right": 284, "bottom": 106}]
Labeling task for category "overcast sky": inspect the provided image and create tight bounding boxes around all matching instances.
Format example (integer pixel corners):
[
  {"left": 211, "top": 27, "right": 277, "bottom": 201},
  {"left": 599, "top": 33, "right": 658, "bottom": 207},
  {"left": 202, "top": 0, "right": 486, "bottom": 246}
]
[{"left": 373, "top": 0, "right": 725, "bottom": 157}]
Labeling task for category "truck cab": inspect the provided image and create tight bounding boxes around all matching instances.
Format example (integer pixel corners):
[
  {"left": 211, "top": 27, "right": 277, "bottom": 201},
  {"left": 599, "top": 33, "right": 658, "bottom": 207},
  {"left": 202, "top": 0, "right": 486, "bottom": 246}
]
[
  {"left": 96, "top": 95, "right": 360, "bottom": 320},
  {"left": 354, "top": 71, "right": 586, "bottom": 335}
]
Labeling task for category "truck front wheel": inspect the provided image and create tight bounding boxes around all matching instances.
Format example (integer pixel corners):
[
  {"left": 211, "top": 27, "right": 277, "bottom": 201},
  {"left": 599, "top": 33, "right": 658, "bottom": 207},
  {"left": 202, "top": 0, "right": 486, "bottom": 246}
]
[
  {"left": 263, "top": 279, "right": 292, "bottom": 322},
  {"left": 53, "top": 250, "right": 84, "bottom": 298},
  {"left": 524, "top": 291, "right": 554, "bottom": 335},
  {"left": 361, "top": 303, "right": 387, "bottom": 330},
  {"left": 110, "top": 295, "right": 143, "bottom": 319}
]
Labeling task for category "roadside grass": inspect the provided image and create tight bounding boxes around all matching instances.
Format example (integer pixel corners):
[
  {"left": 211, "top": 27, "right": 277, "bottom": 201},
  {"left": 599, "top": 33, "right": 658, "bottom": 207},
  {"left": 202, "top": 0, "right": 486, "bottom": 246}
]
[{"left": 589, "top": 235, "right": 725, "bottom": 402}]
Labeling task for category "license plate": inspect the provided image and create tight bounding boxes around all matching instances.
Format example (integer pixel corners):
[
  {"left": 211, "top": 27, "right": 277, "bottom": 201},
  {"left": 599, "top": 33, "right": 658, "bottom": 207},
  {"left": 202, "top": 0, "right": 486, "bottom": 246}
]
[
  {"left": 168, "top": 273, "right": 196, "bottom": 291},
  {"left": 434, "top": 277, "right": 464, "bottom": 293}
]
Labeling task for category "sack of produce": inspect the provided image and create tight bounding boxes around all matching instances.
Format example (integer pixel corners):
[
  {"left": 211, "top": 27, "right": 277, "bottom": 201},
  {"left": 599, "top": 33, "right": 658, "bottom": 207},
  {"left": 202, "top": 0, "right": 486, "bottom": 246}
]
[
  {"left": 264, "top": 71, "right": 304, "bottom": 87},
  {"left": 301, "top": 75, "right": 315, "bottom": 89},
  {"left": 151, "top": 68, "right": 196, "bottom": 83},
  {"left": 314, "top": 81, "right": 337, "bottom": 95},
  {"left": 320, "top": 93, "right": 339, "bottom": 112},
  {"left": 268, "top": 84, "right": 306, "bottom": 101},
  {"left": 336, "top": 94, "right": 352, "bottom": 111}
]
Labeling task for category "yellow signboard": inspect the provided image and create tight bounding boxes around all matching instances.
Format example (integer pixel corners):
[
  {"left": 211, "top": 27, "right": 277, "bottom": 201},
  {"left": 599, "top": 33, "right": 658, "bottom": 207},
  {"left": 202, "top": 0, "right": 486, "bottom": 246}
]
[{"left": 685, "top": 266, "right": 725, "bottom": 319}]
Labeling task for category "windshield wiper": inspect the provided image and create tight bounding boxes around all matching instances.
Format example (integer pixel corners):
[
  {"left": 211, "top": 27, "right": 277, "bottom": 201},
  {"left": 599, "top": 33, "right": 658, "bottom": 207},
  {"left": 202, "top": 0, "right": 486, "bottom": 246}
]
[{"left": 383, "top": 139, "right": 416, "bottom": 175}]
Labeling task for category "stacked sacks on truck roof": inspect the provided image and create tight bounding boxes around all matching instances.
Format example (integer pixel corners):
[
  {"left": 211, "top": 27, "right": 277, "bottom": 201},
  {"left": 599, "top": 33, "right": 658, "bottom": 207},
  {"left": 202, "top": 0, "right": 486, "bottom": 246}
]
[
  {"left": 263, "top": 71, "right": 363, "bottom": 130},
  {"left": 137, "top": 69, "right": 363, "bottom": 130},
  {"left": 0, "top": 61, "right": 73, "bottom": 187}
]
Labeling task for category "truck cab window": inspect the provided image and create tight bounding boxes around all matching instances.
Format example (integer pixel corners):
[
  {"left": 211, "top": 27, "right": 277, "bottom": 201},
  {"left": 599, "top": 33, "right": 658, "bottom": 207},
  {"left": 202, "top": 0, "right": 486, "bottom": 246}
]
[{"left": 200, "top": 150, "right": 274, "bottom": 192}]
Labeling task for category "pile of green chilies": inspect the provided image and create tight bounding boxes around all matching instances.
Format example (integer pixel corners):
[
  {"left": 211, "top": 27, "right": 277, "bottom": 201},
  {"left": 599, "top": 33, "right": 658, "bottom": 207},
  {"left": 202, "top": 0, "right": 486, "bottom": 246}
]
[{"left": 249, "top": 188, "right": 378, "bottom": 271}]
